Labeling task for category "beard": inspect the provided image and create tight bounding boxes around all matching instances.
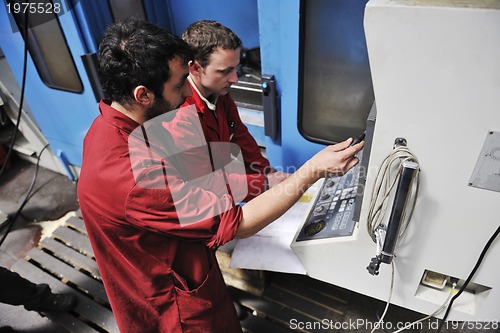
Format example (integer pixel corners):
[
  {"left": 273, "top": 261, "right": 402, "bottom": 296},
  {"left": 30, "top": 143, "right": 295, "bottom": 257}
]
[{"left": 144, "top": 95, "right": 177, "bottom": 121}]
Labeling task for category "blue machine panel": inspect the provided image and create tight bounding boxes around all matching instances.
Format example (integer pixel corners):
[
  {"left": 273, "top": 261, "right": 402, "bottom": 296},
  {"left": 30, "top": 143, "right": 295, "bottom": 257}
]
[
  {"left": 0, "top": 2, "right": 100, "bottom": 177},
  {"left": 167, "top": 0, "right": 259, "bottom": 48}
]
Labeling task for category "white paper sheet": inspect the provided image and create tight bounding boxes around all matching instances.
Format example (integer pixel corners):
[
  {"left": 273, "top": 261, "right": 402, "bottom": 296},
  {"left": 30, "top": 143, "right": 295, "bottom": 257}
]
[{"left": 230, "top": 181, "right": 322, "bottom": 274}]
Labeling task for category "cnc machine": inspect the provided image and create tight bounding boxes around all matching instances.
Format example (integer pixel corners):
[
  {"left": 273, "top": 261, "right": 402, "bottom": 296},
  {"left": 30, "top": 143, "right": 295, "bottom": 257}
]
[{"left": 288, "top": 0, "right": 500, "bottom": 322}]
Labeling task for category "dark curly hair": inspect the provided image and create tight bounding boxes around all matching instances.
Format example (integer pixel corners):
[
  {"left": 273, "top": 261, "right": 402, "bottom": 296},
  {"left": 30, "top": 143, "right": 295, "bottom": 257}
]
[
  {"left": 182, "top": 20, "right": 242, "bottom": 68},
  {"left": 98, "top": 17, "right": 192, "bottom": 104}
]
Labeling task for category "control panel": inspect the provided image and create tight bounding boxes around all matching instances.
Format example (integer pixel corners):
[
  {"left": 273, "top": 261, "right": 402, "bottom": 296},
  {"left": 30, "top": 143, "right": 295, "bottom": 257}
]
[{"left": 296, "top": 151, "right": 363, "bottom": 241}]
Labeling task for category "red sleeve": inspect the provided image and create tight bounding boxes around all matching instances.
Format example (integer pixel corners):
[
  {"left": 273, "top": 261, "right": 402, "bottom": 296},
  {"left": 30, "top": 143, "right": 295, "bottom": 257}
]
[
  {"left": 125, "top": 164, "right": 242, "bottom": 249},
  {"left": 124, "top": 106, "right": 244, "bottom": 248}
]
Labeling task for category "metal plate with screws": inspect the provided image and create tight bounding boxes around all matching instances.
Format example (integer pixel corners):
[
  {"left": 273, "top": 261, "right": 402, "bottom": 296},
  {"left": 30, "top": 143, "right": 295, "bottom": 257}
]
[{"left": 469, "top": 131, "right": 500, "bottom": 193}]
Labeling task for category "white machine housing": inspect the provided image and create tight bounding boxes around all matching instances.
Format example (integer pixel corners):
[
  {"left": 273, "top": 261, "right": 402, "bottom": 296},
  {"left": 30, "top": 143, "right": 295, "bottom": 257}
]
[{"left": 291, "top": 0, "right": 500, "bottom": 321}]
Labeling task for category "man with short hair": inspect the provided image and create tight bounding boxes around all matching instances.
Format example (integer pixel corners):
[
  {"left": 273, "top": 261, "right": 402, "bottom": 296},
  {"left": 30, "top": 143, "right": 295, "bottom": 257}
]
[{"left": 182, "top": 20, "right": 289, "bottom": 199}]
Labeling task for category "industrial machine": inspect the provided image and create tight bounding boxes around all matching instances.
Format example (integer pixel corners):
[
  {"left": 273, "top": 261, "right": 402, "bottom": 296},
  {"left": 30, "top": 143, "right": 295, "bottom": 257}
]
[
  {"left": 288, "top": 0, "right": 500, "bottom": 322},
  {"left": 1, "top": 0, "right": 499, "bottom": 323}
]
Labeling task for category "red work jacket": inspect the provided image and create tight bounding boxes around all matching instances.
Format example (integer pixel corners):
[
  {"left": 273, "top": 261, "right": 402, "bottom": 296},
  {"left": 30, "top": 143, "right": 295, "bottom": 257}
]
[
  {"left": 78, "top": 100, "right": 243, "bottom": 333},
  {"left": 182, "top": 83, "right": 271, "bottom": 201}
]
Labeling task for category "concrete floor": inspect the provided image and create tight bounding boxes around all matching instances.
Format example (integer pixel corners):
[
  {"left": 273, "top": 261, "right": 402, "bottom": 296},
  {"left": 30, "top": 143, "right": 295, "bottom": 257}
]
[{"left": 0, "top": 155, "right": 498, "bottom": 333}]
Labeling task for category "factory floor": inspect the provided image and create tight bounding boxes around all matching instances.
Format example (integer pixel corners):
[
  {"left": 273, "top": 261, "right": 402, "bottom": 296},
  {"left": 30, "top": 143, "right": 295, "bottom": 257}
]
[{"left": 0, "top": 155, "right": 497, "bottom": 333}]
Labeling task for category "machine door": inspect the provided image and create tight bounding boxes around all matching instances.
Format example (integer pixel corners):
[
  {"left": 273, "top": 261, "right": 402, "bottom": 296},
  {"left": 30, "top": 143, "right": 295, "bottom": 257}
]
[{"left": 0, "top": 0, "right": 103, "bottom": 178}]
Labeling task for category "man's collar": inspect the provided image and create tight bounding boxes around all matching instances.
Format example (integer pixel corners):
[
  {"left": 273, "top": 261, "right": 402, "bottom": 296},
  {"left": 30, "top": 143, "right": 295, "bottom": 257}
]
[{"left": 188, "top": 76, "right": 218, "bottom": 111}]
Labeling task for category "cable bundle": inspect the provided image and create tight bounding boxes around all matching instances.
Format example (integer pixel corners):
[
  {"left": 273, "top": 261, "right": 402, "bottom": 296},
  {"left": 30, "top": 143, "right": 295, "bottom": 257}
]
[{"left": 366, "top": 142, "right": 420, "bottom": 243}]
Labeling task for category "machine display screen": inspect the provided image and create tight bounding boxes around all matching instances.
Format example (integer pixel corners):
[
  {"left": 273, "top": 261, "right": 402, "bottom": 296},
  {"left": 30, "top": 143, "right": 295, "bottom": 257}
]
[{"left": 298, "top": 0, "right": 374, "bottom": 145}]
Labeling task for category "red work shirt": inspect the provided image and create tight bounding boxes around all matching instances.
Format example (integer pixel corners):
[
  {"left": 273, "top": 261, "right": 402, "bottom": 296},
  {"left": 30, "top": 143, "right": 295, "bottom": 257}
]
[
  {"left": 78, "top": 100, "right": 243, "bottom": 333},
  {"left": 182, "top": 82, "right": 271, "bottom": 201}
]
